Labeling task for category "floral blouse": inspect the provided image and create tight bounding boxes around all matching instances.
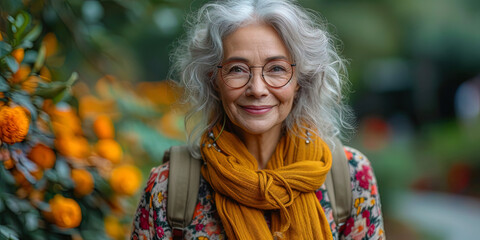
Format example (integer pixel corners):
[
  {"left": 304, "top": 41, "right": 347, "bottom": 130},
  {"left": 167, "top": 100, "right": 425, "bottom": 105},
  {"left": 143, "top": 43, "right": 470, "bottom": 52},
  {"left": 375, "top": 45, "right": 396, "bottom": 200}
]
[{"left": 131, "top": 147, "right": 385, "bottom": 240}]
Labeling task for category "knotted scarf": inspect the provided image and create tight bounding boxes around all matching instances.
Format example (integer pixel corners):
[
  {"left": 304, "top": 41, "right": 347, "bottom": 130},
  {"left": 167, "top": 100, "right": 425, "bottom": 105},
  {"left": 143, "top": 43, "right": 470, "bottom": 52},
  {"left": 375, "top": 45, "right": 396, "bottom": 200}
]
[{"left": 200, "top": 124, "right": 333, "bottom": 240}]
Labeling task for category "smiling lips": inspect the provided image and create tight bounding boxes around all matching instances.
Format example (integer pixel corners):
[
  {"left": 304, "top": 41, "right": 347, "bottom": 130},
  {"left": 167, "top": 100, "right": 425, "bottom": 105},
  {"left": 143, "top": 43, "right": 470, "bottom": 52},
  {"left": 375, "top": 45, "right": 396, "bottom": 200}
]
[{"left": 240, "top": 105, "right": 274, "bottom": 114}]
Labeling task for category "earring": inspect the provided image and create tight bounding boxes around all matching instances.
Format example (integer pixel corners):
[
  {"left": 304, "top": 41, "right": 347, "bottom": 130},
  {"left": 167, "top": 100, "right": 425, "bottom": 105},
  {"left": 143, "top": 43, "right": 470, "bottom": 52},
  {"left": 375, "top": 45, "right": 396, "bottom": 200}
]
[
  {"left": 306, "top": 131, "right": 312, "bottom": 144},
  {"left": 205, "top": 117, "right": 226, "bottom": 152}
]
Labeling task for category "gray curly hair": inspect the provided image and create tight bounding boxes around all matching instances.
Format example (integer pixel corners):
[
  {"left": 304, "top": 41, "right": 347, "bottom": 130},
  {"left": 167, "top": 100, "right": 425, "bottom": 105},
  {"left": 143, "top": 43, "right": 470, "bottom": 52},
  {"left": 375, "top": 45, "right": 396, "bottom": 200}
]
[{"left": 170, "top": 0, "right": 354, "bottom": 157}]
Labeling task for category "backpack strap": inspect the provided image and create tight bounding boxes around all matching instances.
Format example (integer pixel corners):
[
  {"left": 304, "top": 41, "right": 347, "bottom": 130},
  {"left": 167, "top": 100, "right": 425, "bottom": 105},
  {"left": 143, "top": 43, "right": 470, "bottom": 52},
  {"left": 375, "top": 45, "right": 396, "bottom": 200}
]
[
  {"left": 164, "top": 141, "right": 353, "bottom": 236},
  {"left": 325, "top": 138, "right": 353, "bottom": 228},
  {"left": 164, "top": 145, "right": 202, "bottom": 240}
]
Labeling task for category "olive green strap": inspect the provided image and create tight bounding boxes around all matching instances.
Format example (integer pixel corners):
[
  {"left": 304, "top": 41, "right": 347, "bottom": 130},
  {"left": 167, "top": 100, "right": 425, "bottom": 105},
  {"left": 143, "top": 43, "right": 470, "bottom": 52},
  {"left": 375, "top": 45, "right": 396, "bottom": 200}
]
[
  {"left": 165, "top": 145, "right": 201, "bottom": 237},
  {"left": 165, "top": 141, "right": 352, "bottom": 232},
  {"left": 325, "top": 138, "right": 353, "bottom": 227}
]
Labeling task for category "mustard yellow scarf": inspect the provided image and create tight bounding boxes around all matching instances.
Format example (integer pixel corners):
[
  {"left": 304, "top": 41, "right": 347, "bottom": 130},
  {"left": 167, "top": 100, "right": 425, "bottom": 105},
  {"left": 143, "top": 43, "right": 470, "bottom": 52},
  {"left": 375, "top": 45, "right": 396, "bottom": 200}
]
[{"left": 200, "top": 124, "right": 333, "bottom": 240}]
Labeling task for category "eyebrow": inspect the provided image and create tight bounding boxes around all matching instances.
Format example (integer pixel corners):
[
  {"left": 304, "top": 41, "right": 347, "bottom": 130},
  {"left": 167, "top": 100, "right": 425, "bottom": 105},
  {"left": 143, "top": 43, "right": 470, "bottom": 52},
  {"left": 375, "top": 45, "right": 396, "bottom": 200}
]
[{"left": 223, "top": 55, "right": 290, "bottom": 63}]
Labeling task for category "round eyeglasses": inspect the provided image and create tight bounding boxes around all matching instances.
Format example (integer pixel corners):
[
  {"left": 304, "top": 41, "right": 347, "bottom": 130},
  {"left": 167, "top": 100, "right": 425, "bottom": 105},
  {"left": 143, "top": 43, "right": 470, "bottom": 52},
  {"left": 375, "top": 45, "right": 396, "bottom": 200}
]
[{"left": 217, "top": 59, "right": 296, "bottom": 88}]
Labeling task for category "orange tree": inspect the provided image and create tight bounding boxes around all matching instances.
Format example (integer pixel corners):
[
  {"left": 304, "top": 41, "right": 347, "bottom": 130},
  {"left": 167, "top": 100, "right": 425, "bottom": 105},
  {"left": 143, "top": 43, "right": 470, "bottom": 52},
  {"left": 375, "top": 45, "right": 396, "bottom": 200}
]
[
  {"left": 0, "top": 0, "right": 193, "bottom": 238},
  {"left": 0, "top": 9, "right": 144, "bottom": 240}
]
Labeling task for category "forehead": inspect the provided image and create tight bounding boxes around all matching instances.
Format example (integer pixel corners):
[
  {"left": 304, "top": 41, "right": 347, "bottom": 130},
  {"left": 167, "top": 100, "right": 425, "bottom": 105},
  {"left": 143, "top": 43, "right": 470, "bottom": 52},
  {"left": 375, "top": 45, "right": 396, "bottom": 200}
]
[{"left": 222, "top": 22, "right": 291, "bottom": 62}]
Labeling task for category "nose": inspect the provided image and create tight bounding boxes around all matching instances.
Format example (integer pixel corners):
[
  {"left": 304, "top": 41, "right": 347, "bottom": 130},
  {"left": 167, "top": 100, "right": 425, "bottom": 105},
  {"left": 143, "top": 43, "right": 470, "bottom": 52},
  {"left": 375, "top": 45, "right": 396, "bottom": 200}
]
[{"left": 245, "top": 67, "right": 269, "bottom": 98}]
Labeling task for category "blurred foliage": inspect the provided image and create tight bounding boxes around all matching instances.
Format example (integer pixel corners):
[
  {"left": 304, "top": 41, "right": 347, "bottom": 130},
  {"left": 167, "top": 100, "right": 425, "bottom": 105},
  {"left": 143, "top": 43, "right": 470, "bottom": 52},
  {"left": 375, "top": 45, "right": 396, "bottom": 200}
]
[
  {"left": 302, "top": 0, "right": 480, "bottom": 238},
  {"left": 0, "top": 0, "right": 186, "bottom": 239},
  {"left": 1, "top": 0, "right": 479, "bottom": 239},
  {"left": 0, "top": 9, "right": 147, "bottom": 240}
]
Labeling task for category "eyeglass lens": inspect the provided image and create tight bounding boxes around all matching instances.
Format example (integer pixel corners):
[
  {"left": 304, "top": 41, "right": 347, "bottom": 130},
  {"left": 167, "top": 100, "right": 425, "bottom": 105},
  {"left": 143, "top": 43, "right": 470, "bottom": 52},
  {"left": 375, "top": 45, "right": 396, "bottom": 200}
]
[{"left": 220, "top": 60, "right": 293, "bottom": 88}]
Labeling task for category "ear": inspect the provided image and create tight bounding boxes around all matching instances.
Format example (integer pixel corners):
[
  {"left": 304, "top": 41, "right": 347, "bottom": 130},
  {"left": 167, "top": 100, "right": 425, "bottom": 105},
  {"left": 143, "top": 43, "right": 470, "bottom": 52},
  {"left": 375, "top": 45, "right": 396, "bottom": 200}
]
[
  {"left": 294, "top": 81, "right": 300, "bottom": 101},
  {"left": 212, "top": 79, "right": 220, "bottom": 92},
  {"left": 294, "top": 79, "right": 300, "bottom": 94}
]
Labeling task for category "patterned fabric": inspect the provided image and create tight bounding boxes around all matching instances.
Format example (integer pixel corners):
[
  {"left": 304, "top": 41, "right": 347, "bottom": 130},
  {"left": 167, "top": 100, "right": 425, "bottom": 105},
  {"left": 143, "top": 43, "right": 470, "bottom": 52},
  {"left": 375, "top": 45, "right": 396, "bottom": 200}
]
[{"left": 131, "top": 147, "right": 385, "bottom": 240}]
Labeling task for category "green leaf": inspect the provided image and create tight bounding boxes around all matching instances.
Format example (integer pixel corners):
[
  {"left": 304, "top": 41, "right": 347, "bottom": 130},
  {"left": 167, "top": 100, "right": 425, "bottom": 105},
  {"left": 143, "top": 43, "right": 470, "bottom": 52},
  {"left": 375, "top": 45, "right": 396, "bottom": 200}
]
[
  {"left": 7, "top": 16, "right": 15, "bottom": 24},
  {"left": 13, "top": 11, "right": 31, "bottom": 42},
  {"left": 17, "top": 40, "right": 33, "bottom": 49},
  {"left": 55, "top": 160, "right": 70, "bottom": 181},
  {"left": 0, "top": 166, "right": 15, "bottom": 185},
  {"left": 0, "top": 225, "right": 19, "bottom": 240},
  {"left": 13, "top": 149, "right": 38, "bottom": 173},
  {"left": 52, "top": 91, "right": 67, "bottom": 104},
  {"left": 35, "top": 201, "right": 50, "bottom": 212},
  {"left": 23, "top": 24, "right": 42, "bottom": 43},
  {"left": 5, "top": 55, "right": 19, "bottom": 73},
  {"left": 14, "top": 14, "right": 25, "bottom": 30},
  {"left": 0, "top": 199, "right": 4, "bottom": 212},
  {"left": 10, "top": 92, "right": 37, "bottom": 120},
  {"left": 23, "top": 50, "right": 37, "bottom": 64},
  {"left": 25, "top": 212, "right": 38, "bottom": 231},
  {"left": 14, "top": 13, "right": 25, "bottom": 28},
  {"left": 34, "top": 82, "right": 65, "bottom": 99},
  {"left": 5, "top": 197, "right": 19, "bottom": 213},
  {"left": 14, "top": 162, "right": 37, "bottom": 184},
  {"left": 0, "top": 76, "right": 10, "bottom": 92},
  {"left": 0, "top": 41, "right": 12, "bottom": 58},
  {"left": 33, "top": 45, "right": 45, "bottom": 72},
  {"left": 16, "top": 199, "right": 33, "bottom": 212},
  {"left": 44, "top": 169, "right": 58, "bottom": 182},
  {"left": 34, "top": 72, "right": 78, "bottom": 100}
]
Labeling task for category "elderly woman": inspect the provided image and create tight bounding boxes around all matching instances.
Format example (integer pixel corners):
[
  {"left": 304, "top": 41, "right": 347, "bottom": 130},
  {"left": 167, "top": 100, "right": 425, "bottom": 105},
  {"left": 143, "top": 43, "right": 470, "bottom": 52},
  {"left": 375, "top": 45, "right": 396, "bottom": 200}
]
[{"left": 132, "top": 0, "right": 384, "bottom": 239}]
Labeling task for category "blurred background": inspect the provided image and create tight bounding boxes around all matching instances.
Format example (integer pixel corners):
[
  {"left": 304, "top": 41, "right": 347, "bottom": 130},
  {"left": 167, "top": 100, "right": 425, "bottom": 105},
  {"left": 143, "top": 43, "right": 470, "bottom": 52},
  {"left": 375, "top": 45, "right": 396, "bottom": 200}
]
[{"left": 0, "top": 0, "right": 479, "bottom": 239}]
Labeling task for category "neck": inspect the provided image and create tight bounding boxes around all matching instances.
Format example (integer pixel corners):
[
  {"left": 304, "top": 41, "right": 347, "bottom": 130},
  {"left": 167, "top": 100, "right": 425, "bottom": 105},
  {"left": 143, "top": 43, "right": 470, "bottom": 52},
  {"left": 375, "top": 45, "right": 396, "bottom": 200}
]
[{"left": 232, "top": 124, "right": 283, "bottom": 170}]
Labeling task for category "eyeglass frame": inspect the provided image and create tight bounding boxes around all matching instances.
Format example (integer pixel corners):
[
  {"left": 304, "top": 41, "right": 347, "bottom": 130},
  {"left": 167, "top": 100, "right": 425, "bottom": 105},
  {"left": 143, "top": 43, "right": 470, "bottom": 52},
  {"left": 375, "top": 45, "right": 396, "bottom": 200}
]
[{"left": 216, "top": 59, "right": 296, "bottom": 89}]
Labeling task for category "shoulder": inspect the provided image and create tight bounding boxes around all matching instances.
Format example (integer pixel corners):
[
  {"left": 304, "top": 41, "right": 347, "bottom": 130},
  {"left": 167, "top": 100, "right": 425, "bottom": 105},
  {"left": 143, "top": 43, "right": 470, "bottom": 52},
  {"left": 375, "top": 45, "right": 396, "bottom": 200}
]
[
  {"left": 343, "top": 146, "right": 370, "bottom": 169},
  {"left": 343, "top": 146, "right": 378, "bottom": 190},
  {"left": 136, "top": 162, "right": 171, "bottom": 212},
  {"left": 144, "top": 162, "right": 170, "bottom": 194},
  {"left": 131, "top": 162, "right": 171, "bottom": 239},
  {"left": 341, "top": 146, "right": 385, "bottom": 239},
  {"left": 135, "top": 162, "right": 171, "bottom": 222}
]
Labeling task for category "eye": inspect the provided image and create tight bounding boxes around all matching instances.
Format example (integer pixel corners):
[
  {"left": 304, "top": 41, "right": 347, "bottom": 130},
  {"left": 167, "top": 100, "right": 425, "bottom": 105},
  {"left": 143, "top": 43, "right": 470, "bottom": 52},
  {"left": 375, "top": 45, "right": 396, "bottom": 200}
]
[
  {"left": 271, "top": 65, "right": 287, "bottom": 72},
  {"left": 266, "top": 64, "right": 288, "bottom": 73},
  {"left": 229, "top": 66, "right": 245, "bottom": 73},
  {"left": 225, "top": 63, "right": 249, "bottom": 74}
]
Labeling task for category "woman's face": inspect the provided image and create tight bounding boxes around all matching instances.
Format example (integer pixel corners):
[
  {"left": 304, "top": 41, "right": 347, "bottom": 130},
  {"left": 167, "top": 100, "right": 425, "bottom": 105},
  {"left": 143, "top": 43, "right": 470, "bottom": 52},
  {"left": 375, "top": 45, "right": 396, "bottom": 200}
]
[{"left": 216, "top": 22, "right": 298, "bottom": 138}]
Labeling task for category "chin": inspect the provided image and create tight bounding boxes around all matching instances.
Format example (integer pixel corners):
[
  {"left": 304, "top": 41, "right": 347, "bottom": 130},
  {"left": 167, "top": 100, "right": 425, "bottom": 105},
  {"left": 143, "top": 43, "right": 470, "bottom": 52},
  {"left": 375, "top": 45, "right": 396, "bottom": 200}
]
[{"left": 233, "top": 120, "right": 282, "bottom": 136}]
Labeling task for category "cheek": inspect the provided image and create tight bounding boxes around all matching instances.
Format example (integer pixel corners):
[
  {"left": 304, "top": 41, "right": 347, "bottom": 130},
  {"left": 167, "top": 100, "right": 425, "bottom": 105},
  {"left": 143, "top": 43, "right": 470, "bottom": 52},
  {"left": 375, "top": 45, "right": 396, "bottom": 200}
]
[
  {"left": 280, "top": 87, "right": 297, "bottom": 104},
  {"left": 277, "top": 88, "right": 297, "bottom": 114},
  {"left": 218, "top": 88, "right": 241, "bottom": 113}
]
